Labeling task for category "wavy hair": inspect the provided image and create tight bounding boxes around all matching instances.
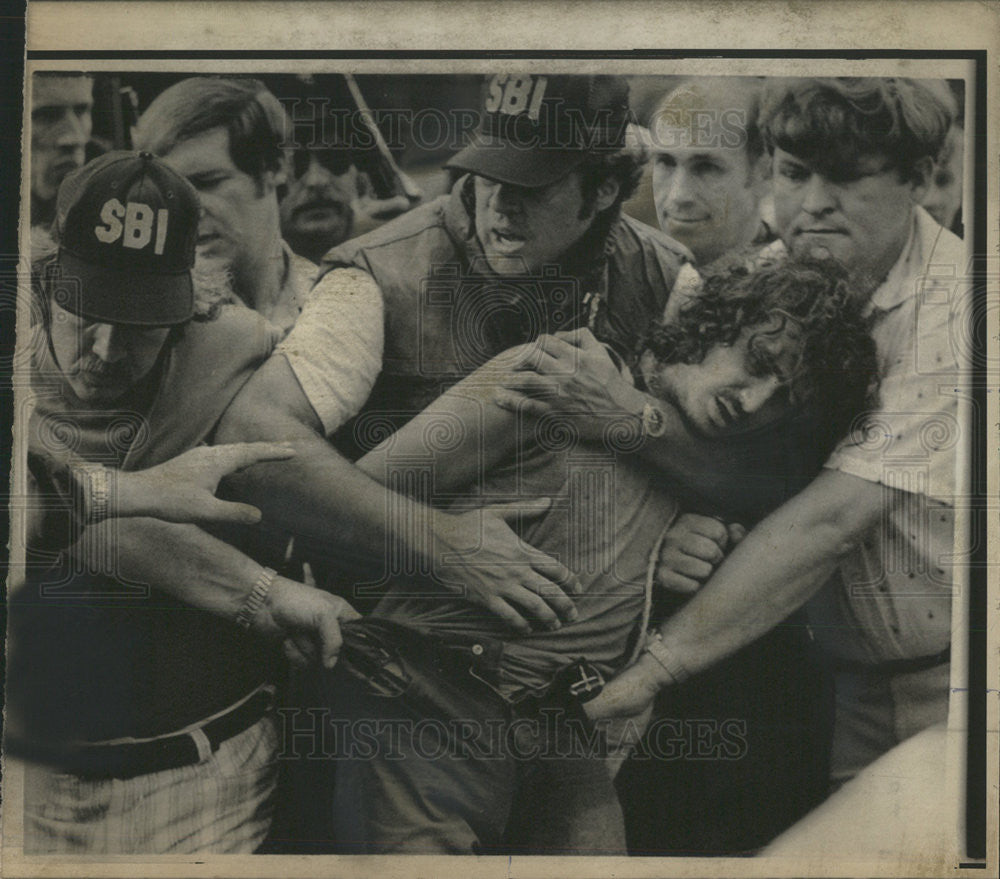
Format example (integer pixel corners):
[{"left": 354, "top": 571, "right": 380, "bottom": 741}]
[
  {"left": 644, "top": 256, "right": 880, "bottom": 441},
  {"left": 760, "top": 77, "right": 953, "bottom": 183}
]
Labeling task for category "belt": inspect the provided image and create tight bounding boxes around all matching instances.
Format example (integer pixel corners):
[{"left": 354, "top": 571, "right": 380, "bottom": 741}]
[
  {"left": 830, "top": 645, "right": 950, "bottom": 677},
  {"left": 10, "top": 686, "right": 275, "bottom": 780}
]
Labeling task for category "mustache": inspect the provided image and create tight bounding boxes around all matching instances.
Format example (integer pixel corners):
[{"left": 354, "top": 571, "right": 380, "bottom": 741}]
[{"left": 78, "top": 357, "right": 130, "bottom": 380}]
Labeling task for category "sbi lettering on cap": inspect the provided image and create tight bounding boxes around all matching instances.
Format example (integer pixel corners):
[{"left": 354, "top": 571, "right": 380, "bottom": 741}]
[
  {"left": 51, "top": 151, "right": 201, "bottom": 326},
  {"left": 94, "top": 197, "right": 172, "bottom": 255},
  {"left": 447, "top": 74, "right": 632, "bottom": 188}
]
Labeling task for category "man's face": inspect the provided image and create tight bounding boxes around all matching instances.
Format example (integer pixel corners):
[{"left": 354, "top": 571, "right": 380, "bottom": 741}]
[
  {"left": 652, "top": 146, "right": 764, "bottom": 266},
  {"left": 473, "top": 172, "right": 601, "bottom": 276},
  {"left": 279, "top": 149, "right": 356, "bottom": 255},
  {"left": 647, "top": 321, "right": 800, "bottom": 438},
  {"left": 48, "top": 300, "right": 170, "bottom": 405},
  {"left": 31, "top": 76, "right": 94, "bottom": 204},
  {"left": 772, "top": 147, "right": 926, "bottom": 284},
  {"left": 158, "top": 126, "right": 281, "bottom": 273}
]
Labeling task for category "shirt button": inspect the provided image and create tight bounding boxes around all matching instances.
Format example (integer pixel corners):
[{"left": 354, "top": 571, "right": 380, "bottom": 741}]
[{"left": 472, "top": 644, "right": 484, "bottom": 656}]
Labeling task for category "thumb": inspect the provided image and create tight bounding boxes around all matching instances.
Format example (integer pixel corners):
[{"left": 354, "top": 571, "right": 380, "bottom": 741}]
[
  {"left": 209, "top": 441, "right": 297, "bottom": 476},
  {"left": 195, "top": 497, "right": 263, "bottom": 526},
  {"left": 727, "top": 522, "right": 748, "bottom": 546},
  {"left": 489, "top": 497, "right": 552, "bottom": 524}
]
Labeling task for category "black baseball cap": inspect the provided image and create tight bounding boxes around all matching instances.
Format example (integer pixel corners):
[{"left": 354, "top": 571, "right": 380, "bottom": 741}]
[
  {"left": 446, "top": 74, "right": 632, "bottom": 188},
  {"left": 52, "top": 150, "right": 199, "bottom": 326}
]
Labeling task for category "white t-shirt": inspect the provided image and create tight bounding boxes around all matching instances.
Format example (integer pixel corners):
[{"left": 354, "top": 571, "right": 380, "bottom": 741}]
[{"left": 275, "top": 266, "right": 385, "bottom": 436}]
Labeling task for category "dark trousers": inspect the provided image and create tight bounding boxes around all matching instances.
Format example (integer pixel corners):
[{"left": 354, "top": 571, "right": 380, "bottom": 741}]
[
  {"left": 616, "top": 620, "right": 834, "bottom": 855},
  {"left": 314, "top": 619, "right": 626, "bottom": 855}
]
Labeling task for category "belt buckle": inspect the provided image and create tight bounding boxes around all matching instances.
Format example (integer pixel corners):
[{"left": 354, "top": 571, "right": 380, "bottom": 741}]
[{"left": 563, "top": 660, "right": 605, "bottom": 702}]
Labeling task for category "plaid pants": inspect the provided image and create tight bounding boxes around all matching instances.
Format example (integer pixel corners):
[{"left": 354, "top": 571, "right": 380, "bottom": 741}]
[{"left": 16, "top": 715, "right": 279, "bottom": 854}]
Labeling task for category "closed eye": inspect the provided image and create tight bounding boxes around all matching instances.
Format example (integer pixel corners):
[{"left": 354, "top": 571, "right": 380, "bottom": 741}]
[{"left": 187, "top": 172, "right": 229, "bottom": 192}]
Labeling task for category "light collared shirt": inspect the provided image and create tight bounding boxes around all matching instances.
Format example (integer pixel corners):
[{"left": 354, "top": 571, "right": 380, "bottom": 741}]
[{"left": 800, "top": 206, "right": 967, "bottom": 663}]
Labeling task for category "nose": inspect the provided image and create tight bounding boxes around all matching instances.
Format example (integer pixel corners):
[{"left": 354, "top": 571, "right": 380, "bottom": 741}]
[
  {"left": 737, "top": 375, "right": 783, "bottom": 416},
  {"left": 54, "top": 109, "right": 89, "bottom": 149},
  {"left": 800, "top": 172, "right": 837, "bottom": 216},
  {"left": 665, "top": 166, "right": 697, "bottom": 210},
  {"left": 487, "top": 180, "right": 524, "bottom": 216},
  {"left": 90, "top": 324, "right": 128, "bottom": 364},
  {"left": 301, "top": 154, "right": 333, "bottom": 188}
]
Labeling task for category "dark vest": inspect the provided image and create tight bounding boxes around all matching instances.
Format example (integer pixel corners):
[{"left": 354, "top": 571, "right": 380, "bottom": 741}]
[{"left": 323, "top": 177, "right": 690, "bottom": 459}]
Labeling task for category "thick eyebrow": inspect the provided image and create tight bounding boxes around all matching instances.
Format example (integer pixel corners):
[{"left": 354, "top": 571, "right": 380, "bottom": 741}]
[{"left": 657, "top": 152, "right": 725, "bottom": 164}]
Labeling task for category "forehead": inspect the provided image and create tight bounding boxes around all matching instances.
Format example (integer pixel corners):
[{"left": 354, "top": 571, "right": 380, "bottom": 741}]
[
  {"left": 159, "top": 126, "right": 239, "bottom": 175},
  {"left": 32, "top": 76, "right": 93, "bottom": 109},
  {"left": 653, "top": 145, "right": 749, "bottom": 172},
  {"left": 772, "top": 146, "right": 893, "bottom": 181},
  {"left": 475, "top": 170, "right": 583, "bottom": 201}
]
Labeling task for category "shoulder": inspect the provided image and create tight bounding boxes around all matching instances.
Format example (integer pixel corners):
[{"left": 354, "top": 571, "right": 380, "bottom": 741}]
[
  {"left": 611, "top": 213, "right": 694, "bottom": 266},
  {"left": 320, "top": 195, "right": 452, "bottom": 270},
  {"left": 178, "top": 304, "right": 280, "bottom": 365}
]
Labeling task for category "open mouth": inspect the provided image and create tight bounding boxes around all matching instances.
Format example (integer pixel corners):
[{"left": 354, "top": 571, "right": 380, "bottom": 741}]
[
  {"left": 714, "top": 396, "right": 739, "bottom": 428},
  {"left": 295, "top": 201, "right": 348, "bottom": 220},
  {"left": 489, "top": 228, "right": 527, "bottom": 254}
]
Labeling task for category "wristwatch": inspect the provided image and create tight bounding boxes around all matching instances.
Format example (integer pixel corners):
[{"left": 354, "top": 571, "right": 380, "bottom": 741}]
[
  {"left": 644, "top": 629, "right": 691, "bottom": 685},
  {"left": 640, "top": 401, "right": 668, "bottom": 438}
]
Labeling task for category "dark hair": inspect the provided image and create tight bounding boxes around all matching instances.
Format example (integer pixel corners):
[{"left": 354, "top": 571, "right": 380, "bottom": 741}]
[
  {"left": 760, "top": 77, "right": 952, "bottom": 184},
  {"left": 134, "top": 76, "right": 290, "bottom": 182},
  {"left": 644, "top": 257, "right": 879, "bottom": 441},
  {"left": 576, "top": 138, "right": 648, "bottom": 220}
]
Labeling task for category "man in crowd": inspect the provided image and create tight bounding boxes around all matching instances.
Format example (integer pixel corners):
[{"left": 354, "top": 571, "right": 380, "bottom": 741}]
[
  {"left": 275, "top": 72, "right": 418, "bottom": 264},
  {"left": 6, "top": 151, "right": 359, "bottom": 854},
  {"left": 500, "top": 76, "right": 964, "bottom": 792},
  {"left": 612, "top": 74, "right": 835, "bottom": 854},
  {"left": 646, "top": 76, "right": 773, "bottom": 269},
  {"left": 214, "top": 74, "right": 688, "bottom": 631},
  {"left": 320, "top": 256, "right": 877, "bottom": 854},
  {"left": 30, "top": 71, "right": 96, "bottom": 229},
  {"left": 134, "top": 77, "right": 318, "bottom": 336}
]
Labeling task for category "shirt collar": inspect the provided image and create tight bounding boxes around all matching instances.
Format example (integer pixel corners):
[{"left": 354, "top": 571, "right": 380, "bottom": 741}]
[{"left": 867, "top": 208, "right": 922, "bottom": 314}]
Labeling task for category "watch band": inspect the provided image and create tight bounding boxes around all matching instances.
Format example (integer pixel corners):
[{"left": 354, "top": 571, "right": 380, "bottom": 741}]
[
  {"left": 644, "top": 629, "right": 691, "bottom": 685},
  {"left": 236, "top": 567, "right": 277, "bottom": 630},
  {"left": 640, "top": 402, "right": 668, "bottom": 438}
]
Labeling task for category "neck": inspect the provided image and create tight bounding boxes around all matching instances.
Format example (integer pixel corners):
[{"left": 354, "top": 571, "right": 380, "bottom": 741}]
[
  {"left": 233, "top": 237, "right": 286, "bottom": 317},
  {"left": 857, "top": 209, "right": 915, "bottom": 293}
]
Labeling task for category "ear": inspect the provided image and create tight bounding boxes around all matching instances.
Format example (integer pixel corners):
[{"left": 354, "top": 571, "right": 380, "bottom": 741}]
[
  {"left": 593, "top": 176, "right": 621, "bottom": 214},
  {"left": 748, "top": 152, "right": 772, "bottom": 198},
  {"left": 267, "top": 151, "right": 290, "bottom": 191},
  {"left": 908, "top": 156, "right": 934, "bottom": 203}
]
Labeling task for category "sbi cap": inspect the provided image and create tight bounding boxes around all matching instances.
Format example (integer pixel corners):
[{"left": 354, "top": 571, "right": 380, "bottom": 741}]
[
  {"left": 446, "top": 74, "right": 632, "bottom": 188},
  {"left": 52, "top": 150, "right": 199, "bottom": 326}
]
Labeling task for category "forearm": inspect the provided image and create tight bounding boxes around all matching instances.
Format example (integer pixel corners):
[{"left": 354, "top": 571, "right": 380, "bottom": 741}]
[
  {"left": 650, "top": 469, "right": 885, "bottom": 682},
  {"left": 358, "top": 373, "right": 519, "bottom": 491},
  {"left": 605, "top": 383, "right": 774, "bottom": 514},
  {"left": 67, "top": 517, "right": 263, "bottom": 619}
]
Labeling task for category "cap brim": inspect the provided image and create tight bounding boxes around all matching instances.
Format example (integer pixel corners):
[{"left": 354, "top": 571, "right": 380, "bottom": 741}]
[
  {"left": 55, "top": 249, "right": 194, "bottom": 327},
  {"left": 446, "top": 136, "right": 587, "bottom": 188}
]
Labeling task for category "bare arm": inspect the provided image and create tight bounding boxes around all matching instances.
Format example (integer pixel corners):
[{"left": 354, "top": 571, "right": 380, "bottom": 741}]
[
  {"left": 495, "top": 329, "right": 790, "bottom": 516},
  {"left": 64, "top": 516, "right": 359, "bottom": 668},
  {"left": 214, "top": 354, "right": 580, "bottom": 633},
  {"left": 357, "top": 367, "right": 521, "bottom": 491},
  {"left": 585, "top": 469, "right": 886, "bottom": 719}
]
